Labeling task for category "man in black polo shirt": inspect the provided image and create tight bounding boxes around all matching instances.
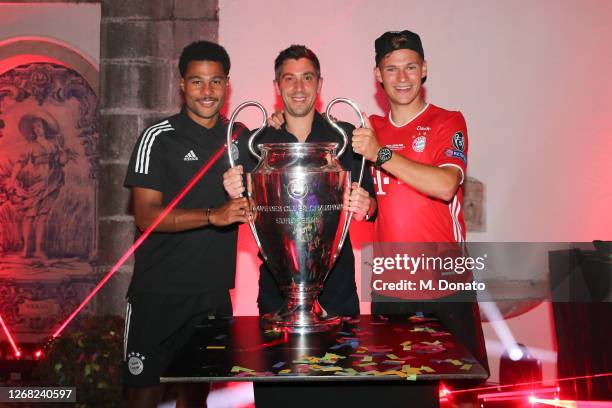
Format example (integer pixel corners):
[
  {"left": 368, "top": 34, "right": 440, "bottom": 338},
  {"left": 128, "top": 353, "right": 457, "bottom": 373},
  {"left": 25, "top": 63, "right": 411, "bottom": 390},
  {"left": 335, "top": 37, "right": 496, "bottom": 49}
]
[
  {"left": 122, "top": 41, "right": 250, "bottom": 408},
  {"left": 224, "top": 43, "right": 377, "bottom": 408},
  {"left": 224, "top": 44, "right": 377, "bottom": 318}
]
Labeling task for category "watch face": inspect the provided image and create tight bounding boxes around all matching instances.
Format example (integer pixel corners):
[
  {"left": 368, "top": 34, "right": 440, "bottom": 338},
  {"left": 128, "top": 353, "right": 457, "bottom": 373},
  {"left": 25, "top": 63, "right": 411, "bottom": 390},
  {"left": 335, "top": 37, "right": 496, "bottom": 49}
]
[
  {"left": 379, "top": 148, "right": 392, "bottom": 161},
  {"left": 376, "top": 147, "right": 392, "bottom": 167}
]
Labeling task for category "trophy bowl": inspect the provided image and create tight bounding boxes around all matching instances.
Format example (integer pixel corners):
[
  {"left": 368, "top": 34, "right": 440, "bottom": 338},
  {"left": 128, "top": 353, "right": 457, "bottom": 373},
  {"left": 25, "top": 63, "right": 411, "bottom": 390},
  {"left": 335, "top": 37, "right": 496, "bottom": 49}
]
[
  {"left": 225, "top": 99, "right": 366, "bottom": 334},
  {"left": 247, "top": 142, "right": 349, "bottom": 333}
]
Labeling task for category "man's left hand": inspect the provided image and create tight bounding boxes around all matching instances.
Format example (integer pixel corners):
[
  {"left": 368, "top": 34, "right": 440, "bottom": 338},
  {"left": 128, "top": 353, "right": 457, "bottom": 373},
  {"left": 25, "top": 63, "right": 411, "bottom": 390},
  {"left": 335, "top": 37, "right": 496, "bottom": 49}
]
[{"left": 344, "top": 182, "right": 372, "bottom": 222}]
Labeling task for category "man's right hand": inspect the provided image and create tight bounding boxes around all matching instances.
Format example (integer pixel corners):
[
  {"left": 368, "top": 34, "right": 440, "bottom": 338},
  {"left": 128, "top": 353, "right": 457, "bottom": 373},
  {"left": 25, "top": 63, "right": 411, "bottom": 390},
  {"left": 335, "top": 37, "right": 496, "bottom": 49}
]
[
  {"left": 209, "top": 197, "right": 250, "bottom": 226},
  {"left": 223, "top": 165, "right": 245, "bottom": 198}
]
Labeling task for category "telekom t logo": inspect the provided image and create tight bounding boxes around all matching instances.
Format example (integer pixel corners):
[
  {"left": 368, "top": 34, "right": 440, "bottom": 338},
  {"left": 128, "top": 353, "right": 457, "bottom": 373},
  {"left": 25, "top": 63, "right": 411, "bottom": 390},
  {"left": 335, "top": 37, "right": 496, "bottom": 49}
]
[{"left": 370, "top": 167, "right": 402, "bottom": 195}]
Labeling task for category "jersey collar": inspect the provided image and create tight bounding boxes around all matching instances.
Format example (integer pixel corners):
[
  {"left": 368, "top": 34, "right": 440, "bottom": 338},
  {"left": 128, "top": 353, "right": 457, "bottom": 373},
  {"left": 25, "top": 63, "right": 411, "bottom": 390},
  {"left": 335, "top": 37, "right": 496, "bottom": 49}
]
[
  {"left": 278, "top": 111, "right": 335, "bottom": 143},
  {"left": 388, "top": 103, "right": 430, "bottom": 128}
]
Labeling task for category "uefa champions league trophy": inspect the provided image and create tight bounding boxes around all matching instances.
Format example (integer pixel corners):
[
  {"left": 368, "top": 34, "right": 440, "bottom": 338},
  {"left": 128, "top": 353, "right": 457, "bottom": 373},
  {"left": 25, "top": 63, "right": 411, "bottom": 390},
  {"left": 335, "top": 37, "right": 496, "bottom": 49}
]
[{"left": 226, "top": 99, "right": 366, "bottom": 334}]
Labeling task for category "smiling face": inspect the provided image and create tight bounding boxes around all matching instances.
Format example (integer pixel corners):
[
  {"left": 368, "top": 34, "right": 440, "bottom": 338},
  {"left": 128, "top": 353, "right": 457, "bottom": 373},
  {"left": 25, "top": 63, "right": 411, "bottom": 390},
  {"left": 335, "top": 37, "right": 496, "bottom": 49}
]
[
  {"left": 180, "top": 60, "right": 228, "bottom": 128},
  {"left": 274, "top": 57, "right": 322, "bottom": 118},
  {"left": 375, "top": 49, "right": 427, "bottom": 109}
]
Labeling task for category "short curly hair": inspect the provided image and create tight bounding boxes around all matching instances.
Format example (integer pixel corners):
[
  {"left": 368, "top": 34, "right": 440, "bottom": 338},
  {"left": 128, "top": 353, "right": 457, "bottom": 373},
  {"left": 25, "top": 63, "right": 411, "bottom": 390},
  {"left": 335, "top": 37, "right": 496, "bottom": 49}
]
[{"left": 178, "top": 41, "right": 231, "bottom": 77}]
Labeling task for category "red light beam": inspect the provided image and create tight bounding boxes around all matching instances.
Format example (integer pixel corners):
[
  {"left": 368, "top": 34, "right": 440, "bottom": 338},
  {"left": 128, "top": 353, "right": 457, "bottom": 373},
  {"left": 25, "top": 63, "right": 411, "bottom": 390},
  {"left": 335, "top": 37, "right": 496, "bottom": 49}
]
[
  {"left": 0, "top": 313, "right": 20, "bottom": 357},
  {"left": 51, "top": 135, "right": 239, "bottom": 338},
  {"left": 530, "top": 397, "right": 573, "bottom": 407},
  {"left": 532, "top": 397, "right": 612, "bottom": 407},
  {"left": 447, "top": 372, "right": 612, "bottom": 396}
]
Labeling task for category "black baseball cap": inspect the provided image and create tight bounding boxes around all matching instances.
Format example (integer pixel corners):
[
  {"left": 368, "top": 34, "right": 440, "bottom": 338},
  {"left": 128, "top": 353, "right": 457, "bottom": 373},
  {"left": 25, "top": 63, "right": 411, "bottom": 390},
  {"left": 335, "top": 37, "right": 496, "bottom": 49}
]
[{"left": 375, "top": 30, "right": 424, "bottom": 65}]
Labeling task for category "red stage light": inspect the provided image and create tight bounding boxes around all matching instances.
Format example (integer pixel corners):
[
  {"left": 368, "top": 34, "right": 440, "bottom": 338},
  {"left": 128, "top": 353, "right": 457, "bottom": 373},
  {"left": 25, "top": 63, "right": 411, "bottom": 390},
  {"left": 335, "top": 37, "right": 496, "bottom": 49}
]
[
  {"left": 51, "top": 135, "right": 240, "bottom": 339},
  {"left": 34, "top": 350, "right": 43, "bottom": 359},
  {"left": 439, "top": 383, "right": 451, "bottom": 397}
]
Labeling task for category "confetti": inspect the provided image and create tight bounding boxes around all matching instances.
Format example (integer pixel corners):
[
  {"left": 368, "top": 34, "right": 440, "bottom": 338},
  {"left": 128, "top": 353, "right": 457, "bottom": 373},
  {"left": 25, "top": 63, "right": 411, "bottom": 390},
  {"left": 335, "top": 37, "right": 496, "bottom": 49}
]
[
  {"left": 321, "top": 353, "right": 345, "bottom": 361},
  {"left": 381, "top": 360, "right": 404, "bottom": 365},
  {"left": 430, "top": 332, "right": 451, "bottom": 337},
  {"left": 319, "top": 366, "right": 343, "bottom": 372},
  {"left": 231, "top": 366, "right": 254, "bottom": 373},
  {"left": 379, "top": 370, "right": 407, "bottom": 378}
]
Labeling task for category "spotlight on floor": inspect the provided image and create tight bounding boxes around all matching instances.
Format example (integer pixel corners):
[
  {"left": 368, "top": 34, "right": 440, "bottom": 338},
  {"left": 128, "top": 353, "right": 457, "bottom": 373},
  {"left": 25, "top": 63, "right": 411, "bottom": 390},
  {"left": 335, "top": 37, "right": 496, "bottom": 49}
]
[{"left": 500, "top": 343, "right": 542, "bottom": 387}]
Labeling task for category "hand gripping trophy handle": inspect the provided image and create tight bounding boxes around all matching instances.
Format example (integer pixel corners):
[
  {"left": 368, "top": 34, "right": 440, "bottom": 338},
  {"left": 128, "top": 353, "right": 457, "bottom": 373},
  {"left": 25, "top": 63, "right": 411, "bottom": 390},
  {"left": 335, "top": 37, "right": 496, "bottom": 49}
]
[
  {"left": 225, "top": 101, "right": 268, "bottom": 256},
  {"left": 324, "top": 97, "right": 367, "bottom": 273}
]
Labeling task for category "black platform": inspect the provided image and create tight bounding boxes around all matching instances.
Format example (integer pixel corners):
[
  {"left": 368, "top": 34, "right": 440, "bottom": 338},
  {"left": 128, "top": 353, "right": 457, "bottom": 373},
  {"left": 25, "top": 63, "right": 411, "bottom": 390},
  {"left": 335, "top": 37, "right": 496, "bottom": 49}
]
[{"left": 162, "top": 314, "right": 487, "bottom": 382}]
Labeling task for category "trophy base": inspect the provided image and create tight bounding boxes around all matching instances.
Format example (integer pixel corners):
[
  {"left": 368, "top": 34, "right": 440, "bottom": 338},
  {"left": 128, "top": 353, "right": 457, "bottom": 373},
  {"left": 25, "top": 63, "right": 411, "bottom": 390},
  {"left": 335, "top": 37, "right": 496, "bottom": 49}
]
[{"left": 262, "top": 299, "right": 341, "bottom": 334}]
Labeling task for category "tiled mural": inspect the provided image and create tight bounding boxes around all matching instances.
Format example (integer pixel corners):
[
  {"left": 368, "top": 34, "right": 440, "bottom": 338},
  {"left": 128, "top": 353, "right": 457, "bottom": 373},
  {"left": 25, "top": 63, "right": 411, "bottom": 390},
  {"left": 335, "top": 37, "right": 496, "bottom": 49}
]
[{"left": 0, "top": 63, "right": 98, "bottom": 342}]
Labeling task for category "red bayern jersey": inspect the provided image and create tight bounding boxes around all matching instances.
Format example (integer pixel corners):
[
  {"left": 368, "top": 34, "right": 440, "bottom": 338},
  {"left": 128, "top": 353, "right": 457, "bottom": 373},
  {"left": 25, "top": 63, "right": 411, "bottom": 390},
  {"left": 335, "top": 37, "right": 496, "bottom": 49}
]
[{"left": 370, "top": 103, "right": 468, "bottom": 244}]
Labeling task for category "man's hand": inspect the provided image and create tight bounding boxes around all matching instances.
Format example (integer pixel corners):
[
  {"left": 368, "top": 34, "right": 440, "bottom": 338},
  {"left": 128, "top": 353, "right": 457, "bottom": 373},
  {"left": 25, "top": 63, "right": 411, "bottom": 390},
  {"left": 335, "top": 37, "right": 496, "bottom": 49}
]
[
  {"left": 352, "top": 115, "right": 381, "bottom": 162},
  {"left": 267, "top": 111, "right": 285, "bottom": 129},
  {"left": 344, "top": 182, "right": 372, "bottom": 222},
  {"left": 223, "top": 165, "right": 245, "bottom": 198},
  {"left": 209, "top": 197, "right": 250, "bottom": 226}
]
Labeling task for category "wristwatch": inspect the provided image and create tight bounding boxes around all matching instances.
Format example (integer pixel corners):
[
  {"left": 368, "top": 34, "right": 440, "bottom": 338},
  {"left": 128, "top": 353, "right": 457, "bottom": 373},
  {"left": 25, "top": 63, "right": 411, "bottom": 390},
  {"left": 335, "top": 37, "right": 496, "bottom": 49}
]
[{"left": 375, "top": 147, "right": 392, "bottom": 168}]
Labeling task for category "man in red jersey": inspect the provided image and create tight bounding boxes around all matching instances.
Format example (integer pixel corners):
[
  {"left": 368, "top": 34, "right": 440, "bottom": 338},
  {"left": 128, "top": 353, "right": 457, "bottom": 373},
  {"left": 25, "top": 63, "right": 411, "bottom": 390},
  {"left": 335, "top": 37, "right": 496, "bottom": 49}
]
[{"left": 352, "top": 30, "right": 488, "bottom": 407}]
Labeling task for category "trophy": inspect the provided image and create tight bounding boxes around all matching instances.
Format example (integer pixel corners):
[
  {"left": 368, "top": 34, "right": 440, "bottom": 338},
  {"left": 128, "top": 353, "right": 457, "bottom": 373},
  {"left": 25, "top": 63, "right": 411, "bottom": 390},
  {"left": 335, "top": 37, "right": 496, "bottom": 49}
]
[{"left": 226, "top": 99, "right": 366, "bottom": 333}]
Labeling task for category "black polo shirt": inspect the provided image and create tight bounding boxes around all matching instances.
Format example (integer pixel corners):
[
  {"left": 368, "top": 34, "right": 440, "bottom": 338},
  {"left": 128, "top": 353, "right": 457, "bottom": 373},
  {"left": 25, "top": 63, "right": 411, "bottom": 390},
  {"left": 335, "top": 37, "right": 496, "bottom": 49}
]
[
  {"left": 241, "top": 112, "right": 375, "bottom": 316},
  {"left": 124, "top": 108, "right": 250, "bottom": 296}
]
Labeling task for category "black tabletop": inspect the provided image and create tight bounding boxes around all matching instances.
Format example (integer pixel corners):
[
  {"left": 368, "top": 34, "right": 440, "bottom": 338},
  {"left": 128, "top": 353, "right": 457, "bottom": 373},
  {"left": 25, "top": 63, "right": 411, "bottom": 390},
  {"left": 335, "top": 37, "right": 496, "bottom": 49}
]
[{"left": 162, "top": 314, "right": 488, "bottom": 383}]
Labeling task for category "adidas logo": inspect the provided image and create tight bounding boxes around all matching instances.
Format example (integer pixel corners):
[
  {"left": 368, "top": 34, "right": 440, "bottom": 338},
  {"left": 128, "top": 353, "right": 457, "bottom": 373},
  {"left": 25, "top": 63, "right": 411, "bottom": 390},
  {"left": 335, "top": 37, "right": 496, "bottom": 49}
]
[{"left": 184, "top": 150, "right": 199, "bottom": 161}]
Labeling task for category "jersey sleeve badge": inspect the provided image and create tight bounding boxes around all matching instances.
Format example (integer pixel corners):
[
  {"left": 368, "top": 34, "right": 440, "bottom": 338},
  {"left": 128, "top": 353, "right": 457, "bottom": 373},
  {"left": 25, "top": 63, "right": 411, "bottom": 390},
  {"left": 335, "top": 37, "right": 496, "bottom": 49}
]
[{"left": 452, "top": 131, "right": 465, "bottom": 151}]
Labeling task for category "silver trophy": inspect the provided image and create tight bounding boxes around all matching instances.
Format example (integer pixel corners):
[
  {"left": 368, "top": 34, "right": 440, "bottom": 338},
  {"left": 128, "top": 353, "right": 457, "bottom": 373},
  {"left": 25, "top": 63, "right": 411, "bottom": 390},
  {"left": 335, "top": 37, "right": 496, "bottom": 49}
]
[{"left": 226, "top": 99, "right": 366, "bottom": 333}]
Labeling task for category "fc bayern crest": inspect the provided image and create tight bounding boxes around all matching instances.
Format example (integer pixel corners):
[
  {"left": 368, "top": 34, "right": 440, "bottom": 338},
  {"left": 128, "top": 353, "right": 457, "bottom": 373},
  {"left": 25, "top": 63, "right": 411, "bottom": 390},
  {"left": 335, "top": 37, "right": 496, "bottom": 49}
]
[
  {"left": 127, "top": 352, "right": 145, "bottom": 375},
  {"left": 412, "top": 135, "right": 427, "bottom": 152},
  {"left": 452, "top": 131, "right": 465, "bottom": 151}
]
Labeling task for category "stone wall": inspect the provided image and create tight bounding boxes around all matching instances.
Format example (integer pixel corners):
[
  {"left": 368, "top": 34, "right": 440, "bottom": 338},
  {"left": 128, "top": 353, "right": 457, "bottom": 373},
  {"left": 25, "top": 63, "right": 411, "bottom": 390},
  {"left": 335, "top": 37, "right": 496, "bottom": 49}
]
[{"left": 96, "top": 0, "right": 219, "bottom": 314}]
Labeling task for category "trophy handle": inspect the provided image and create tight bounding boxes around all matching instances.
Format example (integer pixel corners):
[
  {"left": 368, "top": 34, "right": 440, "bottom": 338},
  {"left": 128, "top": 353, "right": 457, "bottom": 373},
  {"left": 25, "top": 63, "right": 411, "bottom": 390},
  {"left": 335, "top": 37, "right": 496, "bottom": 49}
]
[
  {"left": 324, "top": 98, "right": 368, "bottom": 273},
  {"left": 226, "top": 101, "right": 268, "bottom": 166},
  {"left": 225, "top": 101, "right": 268, "bottom": 258}
]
